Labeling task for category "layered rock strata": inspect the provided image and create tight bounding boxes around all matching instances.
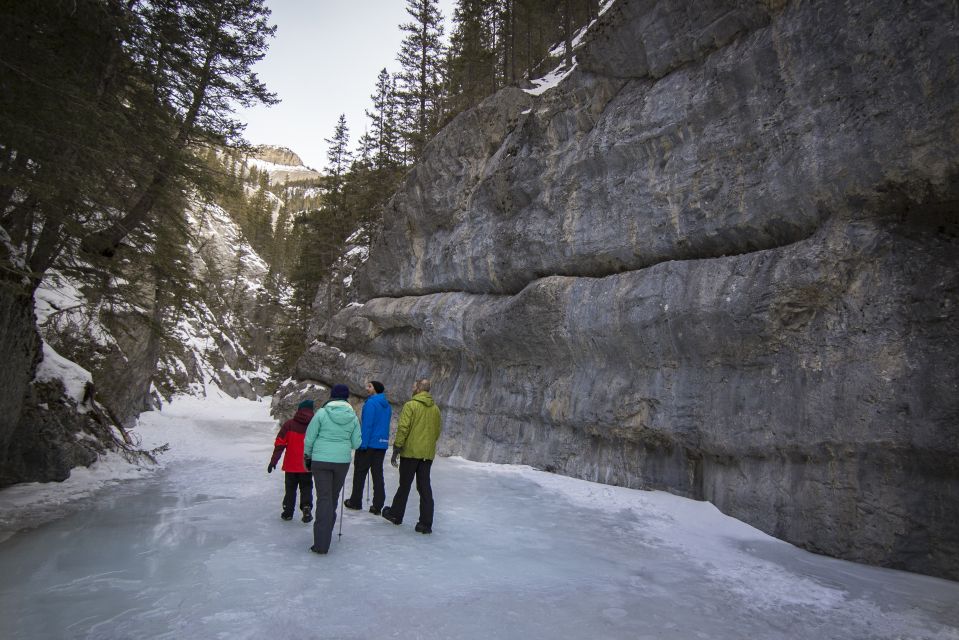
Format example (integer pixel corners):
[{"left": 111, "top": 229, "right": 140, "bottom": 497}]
[{"left": 299, "top": 0, "right": 959, "bottom": 579}]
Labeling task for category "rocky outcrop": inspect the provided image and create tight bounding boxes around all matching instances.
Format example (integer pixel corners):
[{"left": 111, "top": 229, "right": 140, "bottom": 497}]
[
  {"left": 252, "top": 145, "right": 305, "bottom": 168},
  {"left": 270, "top": 378, "right": 329, "bottom": 422},
  {"left": 299, "top": 0, "right": 959, "bottom": 579},
  {"left": 0, "top": 281, "right": 126, "bottom": 487},
  {"left": 248, "top": 145, "right": 321, "bottom": 184},
  {"left": 0, "top": 278, "right": 42, "bottom": 486}
]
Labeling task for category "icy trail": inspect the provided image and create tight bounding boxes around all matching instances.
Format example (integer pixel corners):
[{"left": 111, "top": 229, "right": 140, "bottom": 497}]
[{"left": 0, "top": 394, "right": 956, "bottom": 640}]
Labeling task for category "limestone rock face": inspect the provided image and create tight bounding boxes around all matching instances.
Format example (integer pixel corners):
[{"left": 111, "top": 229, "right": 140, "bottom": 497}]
[
  {"left": 300, "top": 0, "right": 959, "bottom": 579},
  {"left": 0, "top": 284, "right": 106, "bottom": 487},
  {"left": 0, "top": 281, "right": 42, "bottom": 485},
  {"left": 248, "top": 145, "right": 321, "bottom": 184},
  {"left": 252, "top": 145, "right": 305, "bottom": 168}
]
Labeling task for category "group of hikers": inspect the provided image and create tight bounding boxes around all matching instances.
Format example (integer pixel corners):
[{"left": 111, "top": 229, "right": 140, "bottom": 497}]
[{"left": 267, "top": 378, "right": 442, "bottom": 555}]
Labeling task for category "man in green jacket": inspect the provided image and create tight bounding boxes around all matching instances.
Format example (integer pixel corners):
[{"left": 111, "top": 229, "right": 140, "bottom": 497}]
[{"left": 381, "top": 379, "right": 442, "bottom": 534}]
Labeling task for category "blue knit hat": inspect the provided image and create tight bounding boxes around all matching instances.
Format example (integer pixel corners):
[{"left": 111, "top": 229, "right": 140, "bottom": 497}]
[
  {"left": 297, "top": 399, "right": 314, "bottom": 410},
  {"left": 330, "top": 384, "right": 350, "bottom": 400}
]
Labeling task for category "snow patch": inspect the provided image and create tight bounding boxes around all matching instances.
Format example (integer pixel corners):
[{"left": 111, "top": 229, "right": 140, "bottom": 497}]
[
  {"left": 33, "top": 341, "right": 93, "bottom": 409},
  {"left": 244, "top": 157, "right": 309, "bottom": 174},
  {"left": 525, "top": 62, "right": 577, "bottom": 96}
]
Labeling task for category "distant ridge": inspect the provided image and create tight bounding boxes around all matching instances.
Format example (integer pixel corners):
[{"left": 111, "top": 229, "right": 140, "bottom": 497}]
[{"left": 246, "top": 145, "right": 322, "bottom": 184}]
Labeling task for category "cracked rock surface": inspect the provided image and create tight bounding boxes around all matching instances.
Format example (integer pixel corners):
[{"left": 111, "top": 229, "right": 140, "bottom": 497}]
[{"left": 299, "top": 0, "right": 959, "bottom": 580}]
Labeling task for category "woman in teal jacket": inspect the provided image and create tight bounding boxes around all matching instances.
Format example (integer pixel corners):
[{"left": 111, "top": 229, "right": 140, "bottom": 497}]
[{"left": 303, "top": 384, "right": 361, "bottom": 554}]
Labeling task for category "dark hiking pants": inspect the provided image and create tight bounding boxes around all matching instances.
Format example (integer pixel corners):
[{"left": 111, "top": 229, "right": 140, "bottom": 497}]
[
  {"left": 282, "top": 471, "right": 313, "bottom": 518},
  {"left": 348, "top": 448, "right": 387, "bottom": 510},
  {"left": 311, "top": 461, "right": 350, "bottom": 553},
  {"left": 389, "top": 457, "right": 434, "bottom": 527}
]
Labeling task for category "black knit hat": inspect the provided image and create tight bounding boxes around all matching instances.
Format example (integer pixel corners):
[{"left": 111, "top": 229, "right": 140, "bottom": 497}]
[
  {"left": 370, "top": 380, "right": 385, "bottom": 394},
  {"left": 330, "top": 384, "right": 350, "bottom": 400}
]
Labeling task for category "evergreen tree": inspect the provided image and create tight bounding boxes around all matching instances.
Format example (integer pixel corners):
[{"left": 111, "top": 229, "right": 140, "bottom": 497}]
[
  {"left": 244, "top": 184, "right": 274, "bottom": 257},
  {"left": 439, "top": 0, "right": 600, "bottom": 124},
  {"left": 0, "top": 0, "right": 278, "bottom": 292},
  {"left": 80, "top": 0, "right": 278, "bottom": 260},
  {"left": 448, "top": 0, "right": 498, "bottom": 114},
  {"left": 396, "top": 0, "right": 446, "bottom": 159},
  {"left": 366, "top": 69, "right": 403, "bottom": 171},
  {"left": 324, "top": 114, "right": 352, "bottom": 213},
  {"left": 1, "top": 0, "right": 150, "bottom": 291},
  {"left": 288, "top": 117, "right": 352, "bottom": 309}
]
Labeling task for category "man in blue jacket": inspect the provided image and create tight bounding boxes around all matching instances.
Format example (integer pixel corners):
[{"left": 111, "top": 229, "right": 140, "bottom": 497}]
[{"left": 343, "top": 380, "right": 392, "bottom": 515}]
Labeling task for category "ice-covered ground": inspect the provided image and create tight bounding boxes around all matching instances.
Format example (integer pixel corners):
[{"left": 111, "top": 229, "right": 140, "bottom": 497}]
[{"left": 0, "top": 393, "right": 957, "bottom": 640}]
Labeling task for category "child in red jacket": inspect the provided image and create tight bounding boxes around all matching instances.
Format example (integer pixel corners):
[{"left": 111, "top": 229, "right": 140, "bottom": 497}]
[{"left": 268, "top": 399, "right": 315, "bottom": 522}]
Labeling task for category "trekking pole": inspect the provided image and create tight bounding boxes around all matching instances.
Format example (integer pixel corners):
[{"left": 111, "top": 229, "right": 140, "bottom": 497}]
[
  {"left": 366, "top": 470, "right": 371, "bottom": 503},
  {"left": 338, "top": 481, "right": 345, "bottom": 539}
]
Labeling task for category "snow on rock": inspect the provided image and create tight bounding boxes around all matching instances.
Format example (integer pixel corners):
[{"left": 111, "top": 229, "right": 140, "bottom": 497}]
[
  {"left": 33, "top": 341, "right": 92, "bottom": 410},
  {"left": 34, "top": 271, "right": 116, "bottom": 349},
  {"left": 525, "top": 62, "right": 577, "bottom": 96},
  {"left": 245, "top": 157, "right": 305, "bottom": 173},
  {"left": 243, "top": 155, "right": 322, "bottom": 185},
  {"left": 270, "top": 377, "right": 329, "bottom": 420}
]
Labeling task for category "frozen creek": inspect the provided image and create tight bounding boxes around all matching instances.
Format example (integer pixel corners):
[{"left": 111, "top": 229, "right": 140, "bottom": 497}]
[{"left": 0, "top": 395, "right": 956, "bottom": 640}]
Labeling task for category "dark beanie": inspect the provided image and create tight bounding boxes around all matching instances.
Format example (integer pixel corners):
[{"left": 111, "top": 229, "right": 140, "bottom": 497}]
[
  {"left": 370, "top": 380, "right": 385, "bottom": 394},
  {"left": 330, "top": 384, "right": 350, "bottom": 400},
  {"left": 297, "top": 399, "right": 314, "bottom": 410}
]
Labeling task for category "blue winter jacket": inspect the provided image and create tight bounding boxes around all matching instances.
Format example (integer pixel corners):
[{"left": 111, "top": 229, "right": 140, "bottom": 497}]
[{"left": 360, "top": 393, "right": 392, "bottom": 450}]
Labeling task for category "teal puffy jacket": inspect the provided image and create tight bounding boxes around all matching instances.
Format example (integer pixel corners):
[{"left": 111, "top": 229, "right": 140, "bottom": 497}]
[{"left": 304, "top": 400, "right": 361, "bottom": 463}]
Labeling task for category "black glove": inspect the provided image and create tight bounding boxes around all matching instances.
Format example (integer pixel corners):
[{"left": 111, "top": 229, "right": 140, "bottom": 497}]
[
  {"left": 304, "top": 455, "right": 312, "bottom": 470},
  {"left": 391, "top": 446, "right": 402, "bottom": 468},
  {"left": 267, "top": 462, "right": 276, "bottom": 473}
]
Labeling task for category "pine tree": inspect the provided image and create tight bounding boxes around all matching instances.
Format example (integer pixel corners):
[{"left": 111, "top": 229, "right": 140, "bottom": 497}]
[
  {"left": 0, "top": 0, "right": 278, "bottom": 293},
  {"left": 1, "top": 0, "right": 150, "bottom": 291},
  {"left": 80, "top": 0, "right": 278, "bottom": 260},
  {"left": 366, "top": 69, "right": 403, "bottom": 171},
  {"left": 396, "top": 0, "right": 446, "bottom": 159},
  {"left": 245, "top": 184, "right": 274, "bottom": 257},
  {"left": 448, "top": 0, "right": 497, "bottom": 114},
  {"left": 288, "top": 116, "right": 352, "bottom": 310},
  {"left": 324, "top": 114, "right": 352, "bottom": 219}
]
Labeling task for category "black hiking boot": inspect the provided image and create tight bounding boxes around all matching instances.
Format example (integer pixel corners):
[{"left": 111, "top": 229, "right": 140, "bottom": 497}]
[
  {"left": 415, "top": 522, "right": 432, "bottom": 534},
  {"left": 381, "top": 506, "right": 402, "bottom": 525},
  {"left": 302, "top": 506, "right": 313, "bottom": 523},
  {"left": 309, "top": 545, "right": 327, "bottom": 555},
  {"left": 343, "top": 498, "right": 362, "bottom": 510},
  {"left": 281, "top": 513, "right": 293, "bottom": 521},
  {"left": 369, "top": 505, "right": 381, "bottom": 515}
]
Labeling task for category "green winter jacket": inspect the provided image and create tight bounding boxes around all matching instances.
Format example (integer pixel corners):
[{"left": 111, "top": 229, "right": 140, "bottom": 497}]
[
  {"left": 304, "top": 400, "right": 361, "bottom": 463},
  {"left": 394, "top": 392, "right": 442, "bottom": 460}
]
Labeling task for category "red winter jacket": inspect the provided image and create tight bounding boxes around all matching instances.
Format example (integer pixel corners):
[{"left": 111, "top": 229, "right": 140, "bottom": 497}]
[{"left": 270, "top": 407, "right": 314, "bottom": 473}]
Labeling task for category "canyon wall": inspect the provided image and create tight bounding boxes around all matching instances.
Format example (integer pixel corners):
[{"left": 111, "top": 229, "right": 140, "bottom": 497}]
[{"left": 298, "top": 0, "right": 959, "bottom": 579}]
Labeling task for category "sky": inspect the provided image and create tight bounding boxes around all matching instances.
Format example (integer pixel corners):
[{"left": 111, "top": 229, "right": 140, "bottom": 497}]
[
  {"left": 237, "top": 0, "right": 457, "bottom": 171},
  {"left": 1, "top": 392, "right": 957, "bottom": 639}
]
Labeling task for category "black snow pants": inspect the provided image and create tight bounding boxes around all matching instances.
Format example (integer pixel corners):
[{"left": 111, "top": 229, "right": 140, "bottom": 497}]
[
  {"left": 347, "top": 448, "right": 387, "bottom": 511},
  {"left": 388, "top": 457, "right": 434, "bottom": 527},
  {"left": 311, "top": 461, "right": 350, "bottom": 553},
  {"left": 282, "top": 471, "right": 313, "bottom": 518}
]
